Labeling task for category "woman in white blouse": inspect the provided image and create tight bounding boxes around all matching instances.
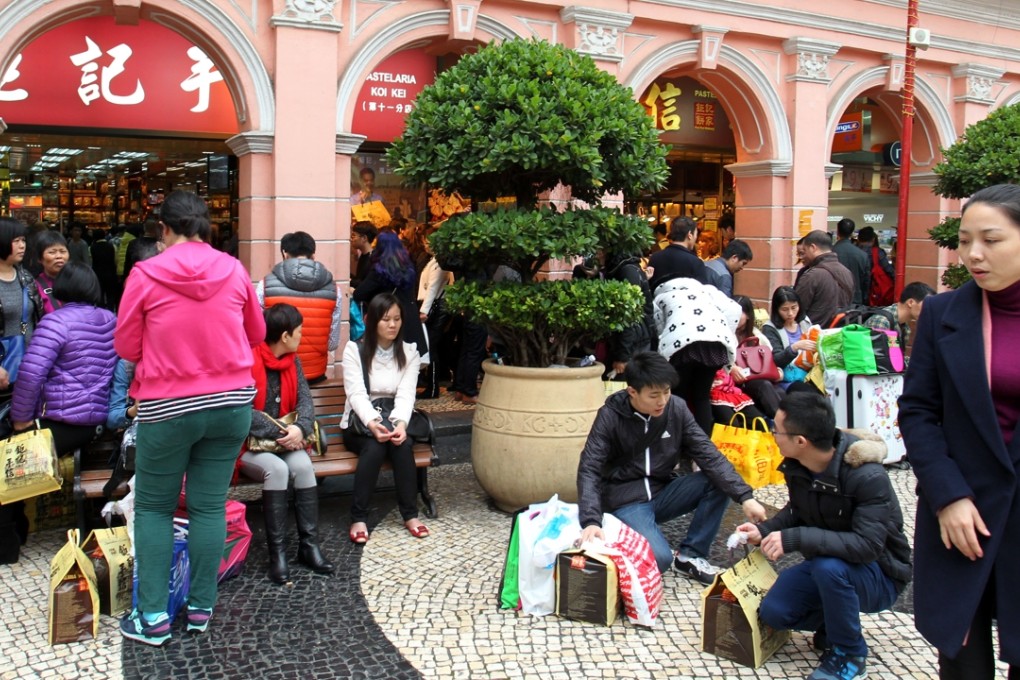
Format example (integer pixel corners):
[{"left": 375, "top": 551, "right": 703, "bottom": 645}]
[{"left": 342, "top": 292, "right": 426, "bottom": 544}]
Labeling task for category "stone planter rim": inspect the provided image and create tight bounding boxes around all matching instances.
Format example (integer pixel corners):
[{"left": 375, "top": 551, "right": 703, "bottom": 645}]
[{"left": 481, "top": 358, "right": 604, "bottom": 381}]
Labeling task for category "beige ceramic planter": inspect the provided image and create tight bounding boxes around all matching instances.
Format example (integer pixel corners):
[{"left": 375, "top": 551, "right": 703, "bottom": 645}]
[{"left": 471, "top": 359, "right": 605, "bottom": 512}]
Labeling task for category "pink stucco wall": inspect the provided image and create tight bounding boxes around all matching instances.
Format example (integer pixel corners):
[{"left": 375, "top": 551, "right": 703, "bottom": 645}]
[{"left": 2, "top": 0, "right": 1020, "bottom": 371}]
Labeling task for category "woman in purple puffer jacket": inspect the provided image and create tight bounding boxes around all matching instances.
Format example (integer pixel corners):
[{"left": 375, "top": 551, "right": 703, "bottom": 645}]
[{"left": 11, "top": 262, "right": 117, "bottom": 454}]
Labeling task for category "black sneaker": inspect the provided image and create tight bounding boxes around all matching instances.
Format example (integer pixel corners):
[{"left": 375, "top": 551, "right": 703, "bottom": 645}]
[
  {"left": 807, "top": 647, "right": 867, "bottom": 680},
  {"left": 120, "top": 609, "right": 171, "bottom": 646},
  {"left": 672, "top": 553, "right": 722, "bottom": 585}
]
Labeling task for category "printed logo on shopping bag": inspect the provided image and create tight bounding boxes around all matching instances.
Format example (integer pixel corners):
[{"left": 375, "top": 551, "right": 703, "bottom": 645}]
[
  {"left": 701, "top": 549, "right": 789, "bottom": 668},
  {"left": 570, "top": 554, "right": 587, "bottom": 570},
  {"left": 48, "top": 529, "right": 100, "bottom": 645},
  {"left": 82, "top": 527, "right": 134, "bottom": 617},
  {"left": 1, "top": 428, "right": 62, "bottom": 504}
]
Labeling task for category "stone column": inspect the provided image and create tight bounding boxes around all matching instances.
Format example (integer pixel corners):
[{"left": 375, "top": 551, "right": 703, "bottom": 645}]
[{"left": 266, "top": 1, "right": 343, "bottom": 281}]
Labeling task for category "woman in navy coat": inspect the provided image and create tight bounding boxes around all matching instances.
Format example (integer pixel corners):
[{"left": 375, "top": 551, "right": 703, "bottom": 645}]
[{"left": 899, "top": 183, "right": 1020, "bottom": 679}]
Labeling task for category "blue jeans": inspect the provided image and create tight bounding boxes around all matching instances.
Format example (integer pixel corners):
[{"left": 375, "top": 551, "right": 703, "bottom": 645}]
[
  {"left": 612, "top": 472, "right": 729, "bottom": 574},
  {"left": 758, "top": 556, "right": 899, "bottom": 658}
]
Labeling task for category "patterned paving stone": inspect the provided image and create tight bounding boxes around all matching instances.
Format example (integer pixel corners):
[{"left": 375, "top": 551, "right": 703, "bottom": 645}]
[
  {"left": 361, "top": 463, "right": 1009, "bottom": 679},
  {"left": 0, "top": 455, "right": 1010, "bottom": 679}
]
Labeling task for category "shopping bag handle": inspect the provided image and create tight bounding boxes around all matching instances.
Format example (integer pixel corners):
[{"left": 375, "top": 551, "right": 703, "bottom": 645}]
[{"left": 728, "top": 412, "right": 749, "bottom": 429}]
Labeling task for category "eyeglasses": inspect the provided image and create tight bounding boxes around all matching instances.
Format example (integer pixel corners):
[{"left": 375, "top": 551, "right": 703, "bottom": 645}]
[{"left": 773, "top": 431, "right": 803, "bottom": 438}]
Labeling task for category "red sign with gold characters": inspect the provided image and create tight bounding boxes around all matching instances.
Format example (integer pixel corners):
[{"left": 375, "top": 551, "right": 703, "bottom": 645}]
[{"left": 0, "top": 17, "right": 237, "bottom": 135}]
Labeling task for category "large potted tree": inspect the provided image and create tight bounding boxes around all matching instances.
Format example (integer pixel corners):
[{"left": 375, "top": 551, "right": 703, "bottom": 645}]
[{"left": 388, "top": 38, "right": 668, "bottom": 511}]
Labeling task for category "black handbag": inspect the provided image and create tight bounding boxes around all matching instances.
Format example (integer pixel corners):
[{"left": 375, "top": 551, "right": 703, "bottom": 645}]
[{"left": 347, "top": 344, "right": 434, "bottom": 443}]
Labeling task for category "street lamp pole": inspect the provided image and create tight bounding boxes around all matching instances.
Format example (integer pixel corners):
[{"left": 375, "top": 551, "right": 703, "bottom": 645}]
[{"left": 895, "top": 0, "right": 919, "bottom": 298}]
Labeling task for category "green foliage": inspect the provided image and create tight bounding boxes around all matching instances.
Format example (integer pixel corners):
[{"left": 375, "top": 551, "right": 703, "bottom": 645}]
[
  {"left": 928, "top": 105, "right": 1020, "bottom": 288},
  {"left": 387, "top": 38, "right": 669, "bottom": 207},
  {"left": 934, "top": 105, "right": 1020, "bottom": 199},
  {"left": 941, "top": 263, "right": 971, "bottom": 289},
  {"left": 428, "top": 207, "right": 653, "bottom": 283},
  {"left": 444, "top": 279, "right": 645, "bottom": 367},
  {"left": 390, "top": 38, "right": 668, "bottom": 366},
  {"left": 927, "top": 216, "right": 960, "bottom": 250}
]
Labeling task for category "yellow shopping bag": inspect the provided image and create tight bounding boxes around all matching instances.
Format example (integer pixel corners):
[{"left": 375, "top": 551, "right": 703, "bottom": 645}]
[
  {"left": 0, "top": 427, "right": 62, "bottom": 505},
  {"left": 710, "top": 413, "right": 781, "bottom": 489}
]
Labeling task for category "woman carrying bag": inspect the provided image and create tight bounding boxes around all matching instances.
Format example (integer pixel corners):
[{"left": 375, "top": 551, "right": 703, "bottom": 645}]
[
  {"left": 342, "top": 292, "right": 427, "bottom": 544},
  {"left": 242, "top": 303, "right": 334, "bottom": 584},
  {"left": 0, "top": 217, "right": 44, "bottom": 565}
]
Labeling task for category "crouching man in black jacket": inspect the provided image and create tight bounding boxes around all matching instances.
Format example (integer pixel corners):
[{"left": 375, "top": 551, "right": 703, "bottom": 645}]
[
  {"left": 577, "top": 351, "right": 767, "bottom": 584},
  {"left": 737, "top": 391, "right": 912, "bottom": 680}
]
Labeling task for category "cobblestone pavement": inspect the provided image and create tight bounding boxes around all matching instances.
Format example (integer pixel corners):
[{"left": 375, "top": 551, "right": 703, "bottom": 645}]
[{"left": 2, "top": 459, "right": 1009, "bottom": 678}]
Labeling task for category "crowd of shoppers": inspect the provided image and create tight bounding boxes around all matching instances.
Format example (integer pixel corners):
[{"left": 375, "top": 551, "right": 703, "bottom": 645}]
[{"left": 7, "top": 182, "right": 1020, "bottom": 680}]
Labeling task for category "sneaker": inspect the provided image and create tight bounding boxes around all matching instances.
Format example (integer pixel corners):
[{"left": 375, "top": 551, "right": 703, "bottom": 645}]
[
  {"left": 807, "top": 647, "right": 867, "bottom": 680},
  {"left": 673, "top": 553, "right": 722, "bottom": 585},
  {"left": 120, "top": 609, "right": 171, "bottom": 646},
  {"left": 186, "top": 606, "right": 213, "bottom": 634}
]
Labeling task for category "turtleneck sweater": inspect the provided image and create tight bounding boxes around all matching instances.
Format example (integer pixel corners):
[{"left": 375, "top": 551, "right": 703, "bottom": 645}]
[{"left": 987, "top": 278, "right": 1020, "bottom": 447}]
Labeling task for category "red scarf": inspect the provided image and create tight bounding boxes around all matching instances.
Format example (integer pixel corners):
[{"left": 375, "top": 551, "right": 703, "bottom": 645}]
[{"left": 251, "top": 343, "right": 298, "bottom": 414}]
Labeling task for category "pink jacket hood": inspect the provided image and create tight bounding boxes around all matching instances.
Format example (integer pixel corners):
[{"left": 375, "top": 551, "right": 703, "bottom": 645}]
[{"left": 115, "top": 241, "right": 266, "bottom": 401}]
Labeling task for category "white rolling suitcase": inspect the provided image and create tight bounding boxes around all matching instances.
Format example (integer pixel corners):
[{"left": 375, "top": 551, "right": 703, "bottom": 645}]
[{"left": 824, "top": 369, "right": 907, "bottom": 465}]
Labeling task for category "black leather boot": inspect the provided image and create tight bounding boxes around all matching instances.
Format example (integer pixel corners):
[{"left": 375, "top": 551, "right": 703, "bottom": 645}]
[
  {"left": 294, "top": 487, "right": 335, "bottom": 575},
  {"left": 262, "top": 490, "right": 290, "bottom": 584}
]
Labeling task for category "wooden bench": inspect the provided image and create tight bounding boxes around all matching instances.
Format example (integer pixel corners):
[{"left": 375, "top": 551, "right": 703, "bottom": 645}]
[{"left": 73, "top": 381, "right": 440, "bottom": 535}]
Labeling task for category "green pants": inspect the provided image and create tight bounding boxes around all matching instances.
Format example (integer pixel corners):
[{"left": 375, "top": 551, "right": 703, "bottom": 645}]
[{"left": 133, "top": 404, "right": 251, "bottom": 613}]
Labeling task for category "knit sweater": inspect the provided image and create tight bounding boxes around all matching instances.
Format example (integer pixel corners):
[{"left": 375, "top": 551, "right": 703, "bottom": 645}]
[{"left": 988, "top": 278, "right": 1020, "bottom": 446}]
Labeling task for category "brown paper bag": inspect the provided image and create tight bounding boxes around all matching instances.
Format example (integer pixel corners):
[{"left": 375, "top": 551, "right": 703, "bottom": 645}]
[
  {"left": 48, "top": 529, "right": 100, "bottom": 645},
  {"left": 0, "top": 428, "right": 61, "bottom": 505},
  {"left": 701, "top": 549, "right": 789, "bottom": 668},
  {"left": 555, "top": 550, "right": 621, "bottom": 626},
  {"left": 82, "top": 526, "right": 134, "bottom": 617}
]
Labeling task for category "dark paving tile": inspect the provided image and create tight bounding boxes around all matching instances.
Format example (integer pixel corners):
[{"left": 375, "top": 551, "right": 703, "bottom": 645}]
[{"left": 122, "top": 492, "right": 421, "bottom": 680}]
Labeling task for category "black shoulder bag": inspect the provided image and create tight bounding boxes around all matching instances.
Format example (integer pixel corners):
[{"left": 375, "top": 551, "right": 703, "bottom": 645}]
[{"left": 347, "top": 344, "right": 434, "bottom": 443}]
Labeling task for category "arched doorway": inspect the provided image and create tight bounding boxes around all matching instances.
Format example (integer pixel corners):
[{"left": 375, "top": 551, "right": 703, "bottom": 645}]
[{"left": 0, "top": 15, "right": 239, "bottom": 242}]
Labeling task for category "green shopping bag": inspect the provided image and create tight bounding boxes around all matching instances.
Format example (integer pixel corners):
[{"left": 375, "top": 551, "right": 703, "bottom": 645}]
[
  {"left": 498, "top": 510, "right": 524, "bottom": 609},
  {"left": 817, "top": 329, "right": 844, "bottom": 370},
  {"left": 841, "top": 324, "right": 878, "bottom": 375}
]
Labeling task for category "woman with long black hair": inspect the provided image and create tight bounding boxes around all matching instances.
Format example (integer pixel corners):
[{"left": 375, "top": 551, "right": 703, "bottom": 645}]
[{"left": 342, "top": 292, "right": 426, "bottom": 544}]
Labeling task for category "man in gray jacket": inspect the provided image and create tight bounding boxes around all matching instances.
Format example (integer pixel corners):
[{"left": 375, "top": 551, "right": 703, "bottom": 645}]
[
  {"left": 576, "top": 352, "right": 767, "bottom": 583},
  {"left": 795, "top": 230, "right": 854, "bottom": 328}
]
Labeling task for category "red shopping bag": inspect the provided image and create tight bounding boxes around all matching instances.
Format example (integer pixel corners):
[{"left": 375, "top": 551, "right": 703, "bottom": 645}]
[
  {"left": 601, "top": 515, "right": 663, "bottom": 627},
  {"left": 175, "top": 496, "right": 252, "bottom": 583}
]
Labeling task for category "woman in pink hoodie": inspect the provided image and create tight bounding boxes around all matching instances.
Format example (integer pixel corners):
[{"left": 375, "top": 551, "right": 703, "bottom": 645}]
[{"left": 115, "top": 191, "right": 265, "bottom": 646}]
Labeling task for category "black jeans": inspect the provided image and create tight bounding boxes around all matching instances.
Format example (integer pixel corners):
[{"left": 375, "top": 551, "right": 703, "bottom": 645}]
[
  {"left": 343, "top": 429, "right": 418, "bottom": 523},
  {"left": 669, "top": 357, "right": 719, "bottom": 437},
  {"left": 938, "top": 574, "right": 1018, "bottom": 680},
  {"left": 451, "top": 318, "right": 487, "bottom": 397}
]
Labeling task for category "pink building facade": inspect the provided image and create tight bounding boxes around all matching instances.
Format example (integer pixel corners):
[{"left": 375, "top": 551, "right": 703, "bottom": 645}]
[{"left": 2, "top": 0, "right": 1019, "bottom": 325}]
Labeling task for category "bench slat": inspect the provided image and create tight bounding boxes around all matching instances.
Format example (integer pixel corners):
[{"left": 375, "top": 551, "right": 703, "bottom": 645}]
[{"left": 75, "top": 381, "right": 439, "bottom": 524}]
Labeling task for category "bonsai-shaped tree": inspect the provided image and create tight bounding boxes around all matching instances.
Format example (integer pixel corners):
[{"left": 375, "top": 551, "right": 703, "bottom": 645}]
[
  {"left": 930, "top": 103, "right": 1020, "bottom": 288},
  {"left": 387, "top": 38, "right": 669, "bottom": 367}
]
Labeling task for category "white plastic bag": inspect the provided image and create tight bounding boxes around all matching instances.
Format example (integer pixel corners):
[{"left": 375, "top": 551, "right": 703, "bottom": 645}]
[
  {"left": 100, "top": 475, "right": 136, "bottom": 555},
  {"left": 516, "top": 495, "right": 581, "bottom": 616}
]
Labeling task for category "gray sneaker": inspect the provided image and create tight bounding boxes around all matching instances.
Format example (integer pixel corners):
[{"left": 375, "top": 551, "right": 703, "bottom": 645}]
[{"left": 673, "top": 554, "right": 722, "bottom": 585}]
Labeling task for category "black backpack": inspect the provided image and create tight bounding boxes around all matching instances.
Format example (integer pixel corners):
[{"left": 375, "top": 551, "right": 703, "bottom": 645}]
[{"left": 827, "top": 304, "right": 896, "bottom": 329}]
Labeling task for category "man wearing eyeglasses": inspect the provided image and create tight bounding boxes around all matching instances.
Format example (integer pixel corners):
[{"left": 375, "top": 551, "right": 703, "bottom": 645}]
[{"left": 736, "top": 391, "right": 912, "bottom": 680}]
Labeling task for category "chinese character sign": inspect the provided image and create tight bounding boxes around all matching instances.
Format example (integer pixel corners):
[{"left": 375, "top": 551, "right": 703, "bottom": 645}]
[
  {"left": 639, "top": 76, "right": 733, "bottom": 149},
  {"left": 0, "top": 17, "right": 237, "bottom": 135},
  {"left": 352, "top": 48, "right": 437, "bottom": 142}
]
